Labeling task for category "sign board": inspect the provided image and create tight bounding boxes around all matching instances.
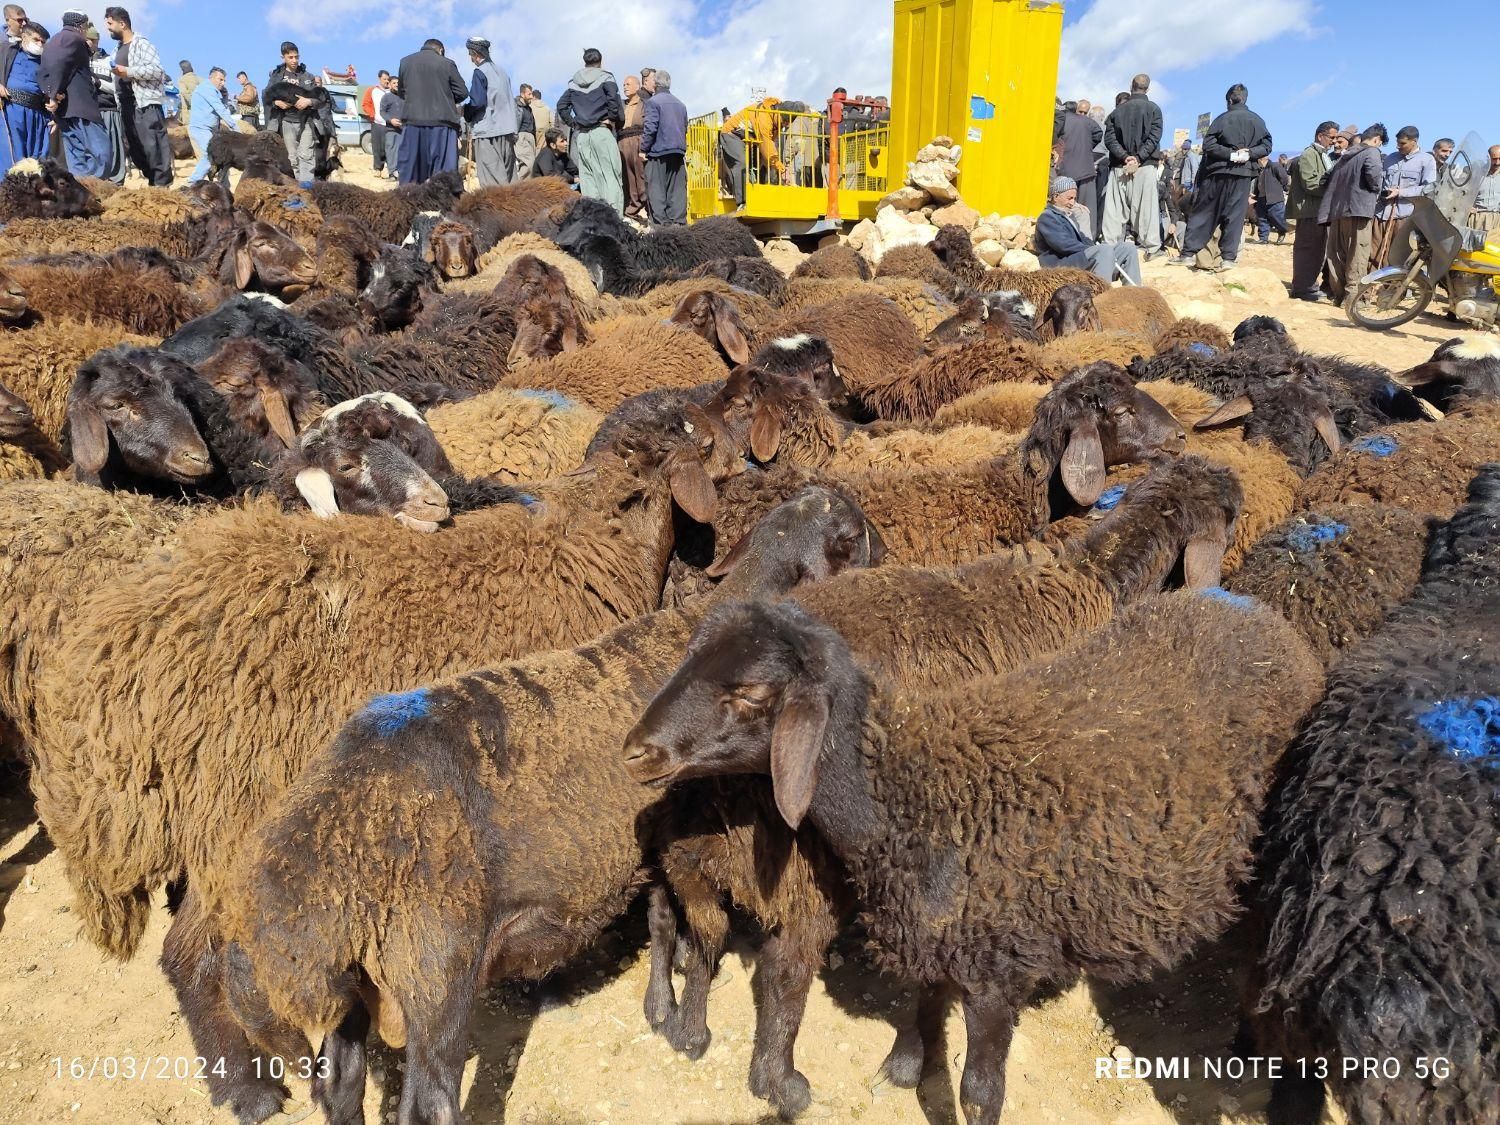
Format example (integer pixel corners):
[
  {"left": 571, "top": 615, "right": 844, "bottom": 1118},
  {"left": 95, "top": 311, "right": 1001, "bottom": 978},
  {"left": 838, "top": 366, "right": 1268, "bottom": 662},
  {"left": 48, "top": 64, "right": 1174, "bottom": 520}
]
[
  {"left": 1173, "top": 128, "right": 1189, "bottom": 148},
  {"left": 1196, "top": 113, "right": 1211, "bottom": 138}
]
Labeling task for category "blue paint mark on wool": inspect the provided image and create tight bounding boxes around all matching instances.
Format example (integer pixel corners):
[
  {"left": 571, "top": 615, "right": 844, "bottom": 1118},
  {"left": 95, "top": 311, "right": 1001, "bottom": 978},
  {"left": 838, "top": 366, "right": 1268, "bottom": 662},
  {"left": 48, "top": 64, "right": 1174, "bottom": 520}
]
[
  {"left": 516, "top": 388, "right": 578, "bottom": 410},
  {"left": 1417, "top": 698, "right": 1500, "bottom": 761},
  {"left": 282, "top": 198, "right": 306, "bottom": 210},
  {"left": 1188, "top": 342, "right": 1219, "bottom": 357},
  {"left": 1093, "top": 485, "right": 1127, "bottom": 511},
  {"left": 364, "top": 689, "right": 433, "bottom": 736},
  {"left": 1286, "top": 518, "right": 1348, "bottom": 553},
  {"left": 1351, "top": 434, "right": 1398, "bottom": 458},
  {"left": 516, "top": 492, "right": 541, "bottom": 510},
  {"left": 1201, "top": 587, "right": 1258, "bottom": 611}
]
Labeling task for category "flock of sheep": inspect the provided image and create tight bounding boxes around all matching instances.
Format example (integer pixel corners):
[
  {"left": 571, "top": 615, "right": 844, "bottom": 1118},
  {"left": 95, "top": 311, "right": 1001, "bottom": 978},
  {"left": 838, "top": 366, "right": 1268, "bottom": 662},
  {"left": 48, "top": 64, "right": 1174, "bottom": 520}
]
[{"left": 0, "top": 152, "right": 1496, "bottom": 1125}]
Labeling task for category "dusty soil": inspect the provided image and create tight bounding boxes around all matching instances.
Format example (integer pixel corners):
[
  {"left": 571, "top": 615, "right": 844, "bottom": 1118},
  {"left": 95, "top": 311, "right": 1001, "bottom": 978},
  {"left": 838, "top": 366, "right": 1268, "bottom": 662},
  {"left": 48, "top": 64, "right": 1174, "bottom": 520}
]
[{"left": 0, "top": 163, "right": 1416, "bottom": 1125}]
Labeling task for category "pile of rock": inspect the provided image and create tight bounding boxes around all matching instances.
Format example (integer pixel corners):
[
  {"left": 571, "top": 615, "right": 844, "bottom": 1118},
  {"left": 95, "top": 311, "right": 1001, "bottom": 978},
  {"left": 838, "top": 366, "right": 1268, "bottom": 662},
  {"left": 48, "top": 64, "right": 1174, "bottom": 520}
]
[{"left": 844, "top": 136, "right": 1040, "bottom": 270}]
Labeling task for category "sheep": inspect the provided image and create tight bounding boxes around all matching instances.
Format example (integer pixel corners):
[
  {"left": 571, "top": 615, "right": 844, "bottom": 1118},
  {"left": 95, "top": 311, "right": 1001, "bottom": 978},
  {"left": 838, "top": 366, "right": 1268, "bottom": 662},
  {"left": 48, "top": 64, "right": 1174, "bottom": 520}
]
[
  {"left": 76, "top": 174, "right": 121, "bottom": 200},
  {"left": 927, "top": 223, "right": 1107, "bottom": 306},
  {"left": 1039, "top": 329, "right": 1157, "bottom": 378},
  {"left": 1092, "top": 285, "right": 1176, "bottom": 338},
  {"left": 641, "top": 457, "right": 1247, "bottom": 1111},
  {"left": 197, "top": 218, "right": 320, "bottom": 299},
  {"left": 780, "top": 276, "right": 957, "bottom": 337},
  {"left": 192, "top": 337, "right": 324, "bottom": 448},
  {"left": 449, "top": 176, "right": 578, "bottom": 251},
  {"left": 1192, "top": 360, "right": 1345, "bottom": 476},
  {"left": 605, "top": 276, "right": 781, "bottom": 340},
  {"left": 206, "top": 128, "right": 295, "bottom": 180},
  {"left": 167, "top": 124, "right": 195, "bottom": 160},
  {"left": 220, "top": 486, "right": 886, "bottom": 1124},
  {"left": 282, "top": 214, "right": 387, "bottom": 308},
  {"left": 232, "top": 176, "right": 326, "bottom": 240},
  {"left": 1396, "top": 334, "right": 1500, "bottom": 414},
  {"left": 1, "top": 256, "right": 204, "bottom": 335},
  {"left": 624, "top": 583, "right": 1323, "bottom": 1125},
  {"left": 0, "top": 317, "right": 159, "bottom": 439},
  {"left": 791, "top": 243, "right": 871, "bottom": 280},
  {"left": 0, "top": 379, "right": 66, "bottom": 479},
  {"left": 665, "top": 289, "right": 754, "bottom": 365},
  {"left": 1034, "top": 281, "right": 1101, "bottom": 339},
  {"left": 874, "top": 242, "right": 967, "bottom": 297},
  {"left": 0, "top": 159, "right": 103, "bottom": 221},
  {"left": 1224, "top": 503, "right": 1430, "bottom": 664},
  {"left": 98, "top": 183, "right": 230, "bottom": 228},
  {"left": 1154, "top": 316, "right": 1230, "bottom": 354},
  {"left": 501, "top": 314, "right": 729, "bottom": 411},
  {"left": 554, "top": 197, "right": 762, "bottom": 293},
  {"left": 507, "top": 288, "right": 593, "bottom": 369},
  {"left": 0, "top": 264, "right": 28, "bottom": 321},
  {"left": 857, "top": 335, "right": 1048, "bottom": 421},
  {"left": 1251, "top": 464, "right": 1500, "bottom": 1125},
  {"left": 64, "top": 345, "right": 282, "bottom": 498},
  {"left": 418, "top": 217, "right": 480, "bottom": 280},
  {"left": 681, "top": 254, "right": 790, "bottom": 304},
  {"left": 309, "top": 170, "right": 466, "bottom": 244},
  {"left": 924, "top": 292, "right": 1040, "bottom": 351},
  {"left": 29, "top": 403, "right": 743, "bottom": 1120},
  {"left": 0, "top": 210, "right": 234, "bottom": 259},
  {"left": 449, "top": 230, "right": 599, "bottom": 302},
  {"left": 768, "top": 294, "right": 924, "bottom": 406},
  {"left": 352, "top": 245, "right": 441, "bottom": 332}
]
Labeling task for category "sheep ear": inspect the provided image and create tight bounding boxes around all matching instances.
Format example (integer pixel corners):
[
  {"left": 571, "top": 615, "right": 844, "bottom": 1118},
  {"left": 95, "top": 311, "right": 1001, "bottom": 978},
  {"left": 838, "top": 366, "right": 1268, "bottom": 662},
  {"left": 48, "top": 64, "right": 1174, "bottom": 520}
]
[
  {"left": 669, "top": 460, "right": 717, "bottom": 523},
  {"left": 421, "top": 240, "right": 438, "bottom": 265},
  {"left": 260, "top": 384, "right": 299, "bottom": 448},
  {"left": 712, "top": 298, "right": 751, "bottom": 365},
  {"left": 1183, "top": 523, "right": 1229, "bottom": 589},
  {"left": 749, "top": 402, "right": 782, "bottom": 463},
  {"left": 1060, "top": 418, "right": 1105, "bottom": 506},
  {"left": 1194, "top": 395, "right": 1254, "bottom": 429},
  {"left": 68, "top": 400, "right": 110, "bottom": 481},
  {"left": 1393, "top": 359, "right": 1449, "bottom": 387},
  {"left": 704, "top": 528, "right": 754, "bottom": 578},
  {"left": 1313, "top": 408, "right": 1341, "bottom": 455},
  {"left": 770, "top": 685, "right": 828, "bottom": 831},
  {"left": 233, "top": 235, "right": 255, "bottom": 290},
  {"left": 863, "top": 520, "right": 889, "bottom": 567},
  {"left": 294, "top": 467, "right": 341, "bottom": 518}
]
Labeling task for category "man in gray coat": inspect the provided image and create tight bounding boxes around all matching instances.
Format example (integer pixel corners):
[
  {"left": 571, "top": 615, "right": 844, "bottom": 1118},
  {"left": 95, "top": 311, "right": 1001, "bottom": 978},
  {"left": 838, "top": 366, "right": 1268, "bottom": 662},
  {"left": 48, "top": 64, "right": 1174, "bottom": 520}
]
[
  {"left": 1318, "top": 123, "right": 1387, "bottom": 304},
  {"left": 465, "top": 36, "right": 517, "bottom": 186}
]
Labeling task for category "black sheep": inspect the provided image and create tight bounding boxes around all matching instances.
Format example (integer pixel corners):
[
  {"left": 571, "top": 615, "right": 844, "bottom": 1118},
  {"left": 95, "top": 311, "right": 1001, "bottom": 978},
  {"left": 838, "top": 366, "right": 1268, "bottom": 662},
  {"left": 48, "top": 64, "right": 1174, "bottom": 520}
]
[
  {"left": 0, "top": 158, "right": 103, "bottom": 221},
  {"left": 206, "top": 130, "right": 294, "bottom": 180},
  {"left": 554, "top": 197, "right": 762, "bottom": 294},
  {"left": 1253, "top": 463, "right": 1500, "bottom": 1125}
]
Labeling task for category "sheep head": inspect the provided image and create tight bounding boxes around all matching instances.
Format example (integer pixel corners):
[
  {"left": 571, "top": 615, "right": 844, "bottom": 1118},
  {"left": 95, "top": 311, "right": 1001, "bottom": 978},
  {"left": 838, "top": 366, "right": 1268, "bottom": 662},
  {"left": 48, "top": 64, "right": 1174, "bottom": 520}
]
[
  {"left": 589, "top": 399, "right": 739, "bottom": 524},
  {"left": 66, "top": 348, "right": 214, "bottom": 487},
  {"left": 10, "top": 159, "right": 104, "bottom": 219},
  {"left": 1194, "top": 359, "right": 1342, "bottom": 475},
  {"left": 0, "top": 266, "right": 29, "bottom": 322},
  {"left": 359, "top": 249, "right": 439, "bottom": 332},
  {"left": 509, "top": 292, "right": 590, "bottom": 369},
  {"left": 194, "top": 338, "right": 322, "bottom": 449},
  {"left": 214, "top": 219, "right": 318, "bottom": 296},
  {"left": 1395, "top": 335, "right": 1500, "bottom": 414},
  {"left": 0, "top": 379, "right": 36, "bottom": 440},
  {"left": 1035, "top": 282, "right": 1101, "bottom": 341},
  {"left": 668, "top": 290, "right": 752, "bottom": 366},
  {"left": 704, "top": 484, "right": 887, "bottom": 581},
  {"left": 423, "top": 220, "right": 479, "bottom": 280}
]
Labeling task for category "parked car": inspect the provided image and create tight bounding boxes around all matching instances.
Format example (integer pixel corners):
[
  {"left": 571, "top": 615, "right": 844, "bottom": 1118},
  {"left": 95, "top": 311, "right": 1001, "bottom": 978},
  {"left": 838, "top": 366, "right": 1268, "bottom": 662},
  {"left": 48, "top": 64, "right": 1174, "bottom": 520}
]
[{"left": 324, "top": 82, "right": 372, "bottom": 154}]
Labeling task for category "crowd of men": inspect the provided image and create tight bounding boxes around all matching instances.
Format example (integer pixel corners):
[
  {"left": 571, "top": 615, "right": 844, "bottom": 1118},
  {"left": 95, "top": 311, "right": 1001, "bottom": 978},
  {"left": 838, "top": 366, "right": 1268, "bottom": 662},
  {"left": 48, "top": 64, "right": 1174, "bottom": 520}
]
[{"left": 1044, "top": 73, "right": 1497, "bottom": 302}]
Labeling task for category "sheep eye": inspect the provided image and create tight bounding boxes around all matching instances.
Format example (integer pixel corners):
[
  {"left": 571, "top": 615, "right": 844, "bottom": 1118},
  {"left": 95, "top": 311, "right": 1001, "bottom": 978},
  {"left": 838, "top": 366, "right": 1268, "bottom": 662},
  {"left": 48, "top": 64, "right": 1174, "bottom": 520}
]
[
  {"left": 336, "top": 461, "right": 359, "bottom": 475},
  {"left": 100, "top": 400, "right": 125, "bottom": 411}
]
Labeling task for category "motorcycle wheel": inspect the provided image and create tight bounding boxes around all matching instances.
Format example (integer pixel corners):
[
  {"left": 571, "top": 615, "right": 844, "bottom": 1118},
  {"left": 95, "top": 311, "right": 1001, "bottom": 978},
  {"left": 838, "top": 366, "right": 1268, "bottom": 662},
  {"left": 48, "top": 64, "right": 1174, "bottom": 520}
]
[{"left": 1345, "top": 270, "right": 1435, "bottom": 330}]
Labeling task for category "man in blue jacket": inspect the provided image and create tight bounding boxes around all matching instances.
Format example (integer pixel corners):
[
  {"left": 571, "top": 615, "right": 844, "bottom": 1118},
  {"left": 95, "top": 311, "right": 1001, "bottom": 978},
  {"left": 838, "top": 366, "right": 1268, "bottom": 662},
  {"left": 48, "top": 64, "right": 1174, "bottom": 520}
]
[
  {"left": 186, "top": 66, "right": 238, "bottom": 184},
  {"left": 640, "top": 68, "right": 686, "bottom": 225},
  {"left": 1035, "top": 176, "right": 1140, "bottom": 284}
]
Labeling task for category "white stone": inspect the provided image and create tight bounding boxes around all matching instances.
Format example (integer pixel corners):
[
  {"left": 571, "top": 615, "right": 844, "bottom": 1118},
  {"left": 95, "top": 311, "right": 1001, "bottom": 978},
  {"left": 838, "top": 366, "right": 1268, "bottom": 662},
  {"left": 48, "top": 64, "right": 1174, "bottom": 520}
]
[
  {"left": 974, "top": 238, "right": 1006, "bottom": 266},
  {"left": 997, "top": 215, "right": 1026, "bottom": 241},
  {"left": 846, "top": 218, "right": 877, "bottom": 251},
  {"left": 930, "top": 200, "right": 981, "bottom": 230},
  {"left": 879, "top": 185, "right": 927, "bottom": 212},
  {"left": 1000, "top": 248, "right": 1040, "bottom": 272},
  {"left": 908, "top": 160, "right": 960, "bottom": 202}
]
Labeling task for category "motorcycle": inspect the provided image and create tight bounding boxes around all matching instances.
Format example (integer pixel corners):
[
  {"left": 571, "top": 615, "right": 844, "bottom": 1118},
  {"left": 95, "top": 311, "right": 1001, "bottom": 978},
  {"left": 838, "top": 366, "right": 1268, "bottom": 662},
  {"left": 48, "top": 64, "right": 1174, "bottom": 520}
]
[{"left": 1346, "top": 131, "right": 1500, "bottom": 331}]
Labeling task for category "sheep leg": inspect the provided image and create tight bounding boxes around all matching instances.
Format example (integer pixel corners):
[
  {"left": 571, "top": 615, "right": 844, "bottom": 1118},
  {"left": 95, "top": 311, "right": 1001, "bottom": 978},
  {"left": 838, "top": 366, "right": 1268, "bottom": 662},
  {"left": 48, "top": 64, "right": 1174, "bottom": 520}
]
[
  {"left": 160, "top": 903, "right": 289, "bottom": 1123},
  {"left": 643, "top": 882, "right": 680, "bottom": 1030},
  {"left": 880, "top": 984, "right": 952, "bottom": 1089},
  {"left": 956, "top": 985, "right": 1019, "bottom": 1125},
  {"left": 1266, "top": 1073, "right": 1326, "bottom": 1125},
  {"left": 312, "top": 1003, "right": 372, "bottom": 1125},
  {"left": 661, "top": 887, "right": 729, "bottom": 1060},
  {"left": 747, "top": 919, "right": 833, "bottom": 1118},
  {"left": 395, "top": 960, "right": 482, "bottom": 1125}
]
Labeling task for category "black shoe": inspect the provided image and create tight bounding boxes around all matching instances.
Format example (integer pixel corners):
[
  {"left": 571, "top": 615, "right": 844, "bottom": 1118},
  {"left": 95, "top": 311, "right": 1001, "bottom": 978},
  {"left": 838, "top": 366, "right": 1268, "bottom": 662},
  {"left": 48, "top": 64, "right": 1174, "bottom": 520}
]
[
  {"left": 1143, "top": 249, "right": 1163, "bottom": 262},
  {"left": 1167, "top": 254, "right": 1195, "bottom": 267},
  {"left": 1291, "top": 290, "right": 1327, "bottom": 302},
  {"left": 1274, "top": 233, "right": 1287, "bottom": 245},
  {"left": 1257, "top": 238, "right": 1270, "bottom": 244}
]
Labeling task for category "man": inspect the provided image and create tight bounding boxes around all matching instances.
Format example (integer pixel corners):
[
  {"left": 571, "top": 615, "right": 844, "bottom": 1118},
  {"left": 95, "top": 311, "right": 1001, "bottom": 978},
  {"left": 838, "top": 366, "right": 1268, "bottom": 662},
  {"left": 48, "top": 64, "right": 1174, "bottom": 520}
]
[
  {"left": 1318, "top": 123, "right": 1386, "bottom": 305},
  {"left": 1374, "top": 125, "right": 1436, "bottom": 266},
  {"left": 1171, "top": 83, "right": 1270, "bottom": 271},
  {"left": 513, "top": 82, "right": 536, "bottom": 178},
  {"left": 1102, "top": 75, "right": 1162, "bottom": 256},
  {"left": 176, "top": 59, "right": 196, "bottom": 124},
  {"left": 720, "top": 95, "right": 789, "bottom": 210},
  {"left": 395, "top": 38, "right": 466, "bottom": 185},
  {"left": 529, "top": 83, "right": 551, "bottom": 146},
  {"left": 1036, "top": 175, "right": 1141, "bottom": 285},
  {"left": 363, "top": 69, "right": 390, "bottom": 176},
  {"left": 104, "top": 6, "right": 171, "bottom": 185},
  {"left": 641, "top": 68, "right": 686, "bottom": 226},
  {"left": 1252, "top": 153, "right": 1289, "bottom": 244},
  {"left": 1287, "top": 120, "right": 1339, "bottom": 301},
  {"left": 84, "top": 25, "right": 126, "bottom": 181},
  {"left": 1171, "top": 138, "right": 1201, "bottom": 244},
  {"left": 618, "top": 73, "right": 648, "bottom": 217},
  {"left": 38, "top": 10, "right": 108, "bottom": 176},
  {"left": 1332, "top": 127, "right": 1354, "bottom": 158},
  {"left": 265, "top": 41, "right": 319, "bottom": 184},
  {"left": 532, "top": 126, "right": 577, "bottom": 184},
  {"left": 1, "top": 5, "right": 27, "bottom": 127},
  {"left": 378, "top": 76, "right": 402, "bottom": 178},
  {"left": 640, "top": 67, "right": 655, "bottom": 97},
  {"left": 464, "top": 36, "right": 517, "bottom": 187},
  {"left": 556, "top": 47, "right": 623, "bottom": 212},
  {"left": 1470, "top": 145, "right": 1500, "bottom": 234},
  {"left": 1432, "top": 137, "right": 1454, "bottom": 178},
  {"left": 1056, "top": 97, "right": 1102, "bottom": 215},
  {"left": 186, "top": 66, "right": 236, "bottom": 183},
  {"left": 234, "top": 71, "right": 258, "bottom": 129}
]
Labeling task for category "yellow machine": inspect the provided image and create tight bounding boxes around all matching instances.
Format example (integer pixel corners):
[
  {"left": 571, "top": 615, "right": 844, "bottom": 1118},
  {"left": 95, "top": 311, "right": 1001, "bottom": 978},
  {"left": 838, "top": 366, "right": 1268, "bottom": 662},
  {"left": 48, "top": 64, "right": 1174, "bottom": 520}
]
[{"left": 686, "top": 0, "right": 1064, "bottom": 230}]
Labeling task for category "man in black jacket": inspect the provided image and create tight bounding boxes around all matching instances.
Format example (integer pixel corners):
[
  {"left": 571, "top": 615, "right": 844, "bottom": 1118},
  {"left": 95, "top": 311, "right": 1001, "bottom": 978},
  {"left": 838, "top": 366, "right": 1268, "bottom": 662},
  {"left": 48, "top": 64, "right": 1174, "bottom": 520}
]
[
  {"left": 395, "top": 37, "right": 467, "bottom": 185},
  {"left": 1057, "top": 99, "right": 1102, "bottom": 220},
  {"left": 38, "top": 10, "right": 107, "bottom": 176},
  {"left": 1172, "top": 83, "right": 1272, "bottom": 270},
  {"left": 1251, "top": 154, "right": 1289, "bottom": 244},
  {"left": 1101, "top": 74, "right": 1164, "bottom": 257},
  {"left": 264, "top": 41, "right": 320, "bottom": 184}
]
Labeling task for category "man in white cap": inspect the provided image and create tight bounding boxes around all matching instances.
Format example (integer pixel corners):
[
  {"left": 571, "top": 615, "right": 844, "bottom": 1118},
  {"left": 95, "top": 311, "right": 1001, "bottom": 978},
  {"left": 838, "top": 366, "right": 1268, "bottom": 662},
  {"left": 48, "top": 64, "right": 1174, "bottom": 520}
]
[
  {"left": 464, "top": 35, "right": 517, "bottom": 186},
  {"left": 1035, "top": 175, "right": 1141, "bottom": 284}
]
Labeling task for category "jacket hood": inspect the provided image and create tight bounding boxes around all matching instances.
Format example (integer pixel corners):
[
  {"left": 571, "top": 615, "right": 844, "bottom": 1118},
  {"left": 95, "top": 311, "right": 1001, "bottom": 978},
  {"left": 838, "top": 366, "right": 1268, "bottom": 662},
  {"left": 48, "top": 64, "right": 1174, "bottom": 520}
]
[{"left": 569, "top": 66, "right": 612, "bottom": 92}]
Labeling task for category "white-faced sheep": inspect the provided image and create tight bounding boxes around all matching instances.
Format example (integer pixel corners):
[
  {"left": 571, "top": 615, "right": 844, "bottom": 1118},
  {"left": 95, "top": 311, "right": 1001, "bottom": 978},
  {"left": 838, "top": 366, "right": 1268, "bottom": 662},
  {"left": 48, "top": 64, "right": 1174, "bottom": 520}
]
[{"left": 1251, "top": 464, "right": 1500, "bottom": 1125}]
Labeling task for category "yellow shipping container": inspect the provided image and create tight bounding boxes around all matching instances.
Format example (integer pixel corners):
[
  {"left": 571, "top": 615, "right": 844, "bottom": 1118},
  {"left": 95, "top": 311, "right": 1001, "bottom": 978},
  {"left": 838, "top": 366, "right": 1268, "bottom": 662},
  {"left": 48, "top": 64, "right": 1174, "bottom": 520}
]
[{"left": 890, "top": 0, "right": 1065, "bottom": 218}]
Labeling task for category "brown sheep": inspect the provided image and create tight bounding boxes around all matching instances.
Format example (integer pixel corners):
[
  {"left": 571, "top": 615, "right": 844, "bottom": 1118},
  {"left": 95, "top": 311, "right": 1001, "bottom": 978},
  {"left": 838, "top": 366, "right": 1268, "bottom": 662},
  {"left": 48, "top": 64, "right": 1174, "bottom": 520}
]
[
  {"left": 0, "top": 216, "right": 211, "bottom": 259},
  {"left": 681, "top": 255, "right": 791, "bottom": 305},
  {"left": 1035, "top": 281, "right": 1102, "bottom": 340},
  {"left": 791, "top": 243, "right": 870, "bottom": 280},
  {"left": 2, "top": 258, "right": 203, "bottom": 336},
  {"left": 1155, "top": 317, "right": 1231, "bottom": 353},
  {"left": 927, "top": 224, "right": 1107, "bottom": 307},
  {"left": 875, "top": 242, "right": 966, "bottom": 295},
  {"left": 0, "top": 318, "right": 159, "bottom": 438},
  {"left": 1039, "top": 329, "right": 1156, "bottom": 379},
  {"left": 99, "top": 186, "right": 203, "bottom": 226},
  {"left": 422, "top": 218, "right": 479, "bottom": 279},
  {"left": 0, "top": 380, "right": 66, "bottom": 479},
  {"left": 1093, "top": 285, "right": 1176, "bottom": 338},
  {"left": 606, "top": 276, "right": 781, "bottom": 342},
  {"left": 310, "top": 170, "right": 466, "bottom": 244},
  {"left": 781, "top": 276, "right": 956, "bottom": 337},
  {"left": 769, "top": 293, "right": 925, "bottom": 401},
  {"left": 233, "top": 177, "right": 325, "bottom": 241},
  {"left": 450, "top": 230, "right": 600, "bottom": 302},
  {"left": 451, "top": 175, "right": 577, "bottom": 250},
  {"left": 427, "top": 385, "right": 602, "bottom": 482},
  {"left": 666, "top": 289, "right": 754, "bottom": 366},
  {"left": 858, "top": 335, "right": 1049, "bottom": 421}
]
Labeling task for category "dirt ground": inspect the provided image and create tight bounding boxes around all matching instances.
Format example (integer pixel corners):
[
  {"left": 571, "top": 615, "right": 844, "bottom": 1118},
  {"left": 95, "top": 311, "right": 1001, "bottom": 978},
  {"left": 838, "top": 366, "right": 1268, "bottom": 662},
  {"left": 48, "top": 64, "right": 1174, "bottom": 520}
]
[{"left": 0, "top": 160, "right": 1433, "bottom": 1125}]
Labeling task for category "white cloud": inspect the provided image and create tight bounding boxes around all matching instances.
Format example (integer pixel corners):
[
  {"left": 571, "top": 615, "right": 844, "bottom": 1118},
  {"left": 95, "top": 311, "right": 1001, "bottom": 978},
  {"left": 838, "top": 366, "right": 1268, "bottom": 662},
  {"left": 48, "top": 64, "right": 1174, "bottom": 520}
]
[{"left": 1058, "top": 0, "right": 1315, "bottom": 108}]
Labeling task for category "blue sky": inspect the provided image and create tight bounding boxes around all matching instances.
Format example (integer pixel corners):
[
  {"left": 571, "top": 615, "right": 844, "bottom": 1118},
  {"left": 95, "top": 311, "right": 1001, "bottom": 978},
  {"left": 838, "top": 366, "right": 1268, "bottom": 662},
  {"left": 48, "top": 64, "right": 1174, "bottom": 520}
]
[{"left": 22, "top": 0, "right": 1493, "bottom": 158}]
